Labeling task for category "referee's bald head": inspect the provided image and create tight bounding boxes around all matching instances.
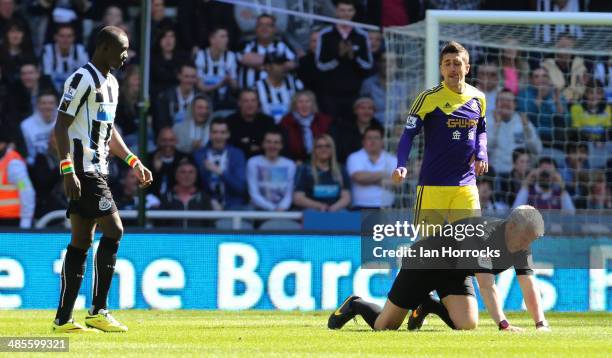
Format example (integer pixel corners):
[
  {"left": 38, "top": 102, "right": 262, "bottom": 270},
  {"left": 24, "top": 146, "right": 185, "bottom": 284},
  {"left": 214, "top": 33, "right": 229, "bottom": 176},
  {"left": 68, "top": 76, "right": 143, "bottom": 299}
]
[
  {"left": 508, "top": 205, "right": 545, "bottom": 238},
  {"left": 95, "top": 26, "right": 127, "bottom": 49}
]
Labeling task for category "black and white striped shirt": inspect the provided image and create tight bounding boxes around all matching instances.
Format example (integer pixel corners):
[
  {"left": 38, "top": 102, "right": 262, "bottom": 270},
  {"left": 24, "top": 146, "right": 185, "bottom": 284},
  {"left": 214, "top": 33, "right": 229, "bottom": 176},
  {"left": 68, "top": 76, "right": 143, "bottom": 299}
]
[
  {"left": 41, "top": 43, "right": 89, "bottom": 93},
  {"left": 238, "top": 39, "right": 295, "bottom": 89},
  {"left": 255, "top": 75, "right": 303, "bottom": 123},
  {"left": 57, "top": 62, "right": 119, "bottom": 174},
  {"left": 194, "top": 48, "right": 238, "bottom": 98}
]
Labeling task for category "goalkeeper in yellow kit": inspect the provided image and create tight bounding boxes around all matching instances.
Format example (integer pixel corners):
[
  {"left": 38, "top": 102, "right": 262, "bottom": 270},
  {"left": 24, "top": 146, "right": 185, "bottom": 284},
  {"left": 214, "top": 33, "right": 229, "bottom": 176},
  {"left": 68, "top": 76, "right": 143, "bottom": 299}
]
[{"left": 393, "top": 41, "right": 489, "bottom": 224}]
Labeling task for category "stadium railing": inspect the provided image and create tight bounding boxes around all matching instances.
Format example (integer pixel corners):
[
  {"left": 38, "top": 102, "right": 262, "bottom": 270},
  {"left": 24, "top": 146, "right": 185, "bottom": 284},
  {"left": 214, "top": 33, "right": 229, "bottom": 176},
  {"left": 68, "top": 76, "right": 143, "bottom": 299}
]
[{"left": 35, "top": 210, "right": 303, "bottom": 229}]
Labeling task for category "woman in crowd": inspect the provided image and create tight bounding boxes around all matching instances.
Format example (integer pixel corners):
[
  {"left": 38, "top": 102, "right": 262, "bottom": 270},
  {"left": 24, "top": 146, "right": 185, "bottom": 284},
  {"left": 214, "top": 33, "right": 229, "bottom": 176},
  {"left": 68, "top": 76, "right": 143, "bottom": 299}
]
[
  {"left": 279, "top": 90, "right": 332, "bottom": 163},
  {"left": 150, "top": 26, "right": 189, "bottom": 96},
  {"left": 293, "top": 134, "right": 351, "bottom": 212},
  {"left": 0, "top": 21, "right": 35, "bottom": 83}
]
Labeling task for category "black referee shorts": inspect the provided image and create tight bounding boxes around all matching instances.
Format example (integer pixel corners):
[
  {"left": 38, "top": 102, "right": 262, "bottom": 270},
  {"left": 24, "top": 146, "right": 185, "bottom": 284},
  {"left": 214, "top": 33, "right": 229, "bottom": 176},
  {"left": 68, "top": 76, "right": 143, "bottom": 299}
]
[
  {"left": 66, "top": 171, "right": 118, "bottom": 219},
  {"left": 387, "top": 269, "right": 475, "bottom": 310}
]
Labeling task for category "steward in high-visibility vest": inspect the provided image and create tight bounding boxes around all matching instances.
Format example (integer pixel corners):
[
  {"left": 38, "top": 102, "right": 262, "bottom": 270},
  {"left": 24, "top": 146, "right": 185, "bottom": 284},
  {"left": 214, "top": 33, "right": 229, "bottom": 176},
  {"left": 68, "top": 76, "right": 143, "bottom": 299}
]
[{"left": 0, "top": 137, "right": 36, "bottom": 228}]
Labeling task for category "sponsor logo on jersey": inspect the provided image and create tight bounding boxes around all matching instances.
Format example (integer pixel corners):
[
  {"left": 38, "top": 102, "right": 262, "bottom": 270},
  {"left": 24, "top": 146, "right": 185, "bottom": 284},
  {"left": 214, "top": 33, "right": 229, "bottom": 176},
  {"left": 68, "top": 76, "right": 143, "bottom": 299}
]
[
  {"left": 447, "top": 118, "right": 478, "bottom": 128},
  {"left": 405, "top": 115, "right": 419, "bottom": 129},
  {"left": 96, "top": 104, "right": 117, "bottom": 122},
  {"left": 99, "top": 197, "right": 112, "bottom": 211},
  {"left": 452, "top": 130, "right": 461, "bottom": 140}
]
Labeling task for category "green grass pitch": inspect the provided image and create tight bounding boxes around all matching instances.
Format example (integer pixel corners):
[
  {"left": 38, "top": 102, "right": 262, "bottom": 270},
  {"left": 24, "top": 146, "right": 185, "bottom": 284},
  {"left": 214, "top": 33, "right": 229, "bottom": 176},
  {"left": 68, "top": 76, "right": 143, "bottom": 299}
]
[{"left": 0, "top": 310, "right": 610, "bottom": 357}]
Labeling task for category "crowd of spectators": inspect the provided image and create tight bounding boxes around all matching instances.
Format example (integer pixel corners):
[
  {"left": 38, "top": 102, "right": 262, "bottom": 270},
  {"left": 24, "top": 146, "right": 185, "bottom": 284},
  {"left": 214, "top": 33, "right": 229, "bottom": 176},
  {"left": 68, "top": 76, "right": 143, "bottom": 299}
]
[{"left": 0, "top": 0, "right": 610, "bottom": 228}]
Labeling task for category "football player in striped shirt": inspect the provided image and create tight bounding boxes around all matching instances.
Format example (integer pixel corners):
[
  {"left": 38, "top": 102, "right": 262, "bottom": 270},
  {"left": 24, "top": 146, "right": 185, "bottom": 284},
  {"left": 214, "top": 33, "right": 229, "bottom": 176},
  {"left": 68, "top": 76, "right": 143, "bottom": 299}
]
[
  {"left": 52, "top": 26, "right": 152, "bottom": 333},
  {"left": 392, "top": 41, "right": 489, "bottom": 225}
]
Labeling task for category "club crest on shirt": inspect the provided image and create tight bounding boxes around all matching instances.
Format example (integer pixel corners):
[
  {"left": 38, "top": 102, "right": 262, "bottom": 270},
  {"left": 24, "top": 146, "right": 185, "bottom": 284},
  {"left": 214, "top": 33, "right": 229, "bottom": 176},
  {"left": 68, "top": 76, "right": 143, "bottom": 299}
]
[
  {"left": 470, "top": 100, "right": 479, "bottom": 111},
  {"left": 405, "top": 115, "right": 418, "bottom": 129},
  {"left": 99, "top": 197, "right": 112, "bottom": 211}
]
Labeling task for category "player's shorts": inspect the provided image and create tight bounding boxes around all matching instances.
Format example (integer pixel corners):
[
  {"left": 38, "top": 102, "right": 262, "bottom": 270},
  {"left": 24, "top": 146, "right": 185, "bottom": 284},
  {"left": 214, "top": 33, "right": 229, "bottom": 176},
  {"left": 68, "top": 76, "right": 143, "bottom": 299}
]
[
  {"left": 387, "top": 269, "right": 475, "bottom": 310},
  {"left": 66, "top": 171, "right": 118, "bottom": 219},
  {"left": 414, "top": 185, "right": 480, "bottom": 225}
]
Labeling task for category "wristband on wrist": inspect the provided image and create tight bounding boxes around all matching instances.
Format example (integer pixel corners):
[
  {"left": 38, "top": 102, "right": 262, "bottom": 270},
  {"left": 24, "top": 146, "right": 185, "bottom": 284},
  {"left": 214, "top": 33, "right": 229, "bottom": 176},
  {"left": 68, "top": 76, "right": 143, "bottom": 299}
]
[
  {"left": 60, "top": 159, "right": 75, "bottom": 175},
  {"left": 498, "top": 319, "right": 510, "bottom": 330},
  {"left": 535, "top": 320, "right": 549, "bottom": 328},
  {"left": 125, "top": 153, "right": 140, "bottom": 168}
]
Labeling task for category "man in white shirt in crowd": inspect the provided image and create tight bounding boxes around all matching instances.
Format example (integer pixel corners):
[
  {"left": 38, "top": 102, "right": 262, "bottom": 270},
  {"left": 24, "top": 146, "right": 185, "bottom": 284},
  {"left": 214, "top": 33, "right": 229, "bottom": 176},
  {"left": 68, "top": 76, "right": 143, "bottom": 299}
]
[
  {"left": 347, "top": 125, "right": 395, "bottom": 209},
  {"left": 20, "top": 91, "right": 58, "bottom": 165},
  {"left": 247, "top": 129, "right": 296, "bottom": 211},
  {"left": 488, "top": 89, "right": 542, "bottom": 175}
]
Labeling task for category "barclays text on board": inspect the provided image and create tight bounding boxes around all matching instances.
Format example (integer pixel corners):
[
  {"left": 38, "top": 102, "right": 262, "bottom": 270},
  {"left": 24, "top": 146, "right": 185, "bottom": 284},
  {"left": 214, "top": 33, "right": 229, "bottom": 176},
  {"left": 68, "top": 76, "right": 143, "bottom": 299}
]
[{"left": 0, "top": 233, "right": 610, "bottom": 311}]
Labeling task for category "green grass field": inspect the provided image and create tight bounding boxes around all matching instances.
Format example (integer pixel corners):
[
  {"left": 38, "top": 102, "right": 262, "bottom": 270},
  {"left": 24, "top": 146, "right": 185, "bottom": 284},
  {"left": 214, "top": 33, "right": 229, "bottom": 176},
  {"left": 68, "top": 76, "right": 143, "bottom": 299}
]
[{"left": 0, "top": 310, "right": 610, "bottom": 357}]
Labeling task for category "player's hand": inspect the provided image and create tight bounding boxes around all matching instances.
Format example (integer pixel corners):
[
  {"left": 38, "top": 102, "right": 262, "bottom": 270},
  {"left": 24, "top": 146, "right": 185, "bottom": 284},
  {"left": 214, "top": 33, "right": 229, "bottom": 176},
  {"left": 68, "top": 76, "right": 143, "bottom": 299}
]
[
  {"left": 392, "top": 167, "right": 408, "bottom": 184},
  {"left": 63, "top": 173, "right": 81, "bottom": 200},
  {"left": 501, "top": 325, "right": 524, "bottom": 332},
  {"left": 134, "top": 162, "right": 153, "bottom": 188},
  {"left": 475, "top": 160, "right": 488, "bottom": 176}
]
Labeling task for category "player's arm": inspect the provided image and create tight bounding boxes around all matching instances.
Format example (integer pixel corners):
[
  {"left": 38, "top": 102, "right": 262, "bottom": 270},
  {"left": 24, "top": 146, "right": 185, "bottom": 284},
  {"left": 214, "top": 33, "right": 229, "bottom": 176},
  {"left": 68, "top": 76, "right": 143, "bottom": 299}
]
[
  {"left": 517, "top": 273, "right": 550, "bottom": 331},
  {"left": 474, "top": 97, "right": 488, "bottom": 176},
  {"left": 108, "top": 127, "right": 153, "bottom": 188},
  {"left": 475, "top": 272, "right": 523, "bottom": 332},
  {"left": 392, "top": 113, "right": 424, "bottom": 183}
]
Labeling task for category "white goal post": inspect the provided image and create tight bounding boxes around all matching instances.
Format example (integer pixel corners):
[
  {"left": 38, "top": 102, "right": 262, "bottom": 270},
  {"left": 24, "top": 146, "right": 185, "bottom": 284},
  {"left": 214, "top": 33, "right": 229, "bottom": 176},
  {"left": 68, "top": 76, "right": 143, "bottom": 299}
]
[{"left": 424, "top": 10, "right": 612, "bottom": 88}]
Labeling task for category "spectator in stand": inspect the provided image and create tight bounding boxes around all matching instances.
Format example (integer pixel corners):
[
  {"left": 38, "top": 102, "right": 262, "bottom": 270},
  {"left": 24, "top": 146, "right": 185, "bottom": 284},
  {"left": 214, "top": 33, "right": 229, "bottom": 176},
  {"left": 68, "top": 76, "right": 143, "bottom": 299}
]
[
  {"left": 481, "top": 0, "right": 530, "bottom": 10},
  {"left": 0, "top": 131, "right": 35, "bottom": 228},
  {"left": 20, "top": 91, "right": 58, "bottom": 165},
  {"left": 41, "top": 23, "right": 88, "bottom": 93},
  {"left": 147, "top": 127, "right": 189, "bottom": 198},
  {"left": 193, "top": 118, "right": 247, "bottom": 210},
  {"left": 297, "top": 30, "right": 322, "bottom": 95},
  {"left": 571, "top": 79, "right": 611, "bottom": 141},
  {"left": 158, "top": 159, "right": 215, "bottom": 228},
  {"left": 279, "top": 90, "right": 332, "bottom": 163},
  {"left": 512, "top": 157, "right": 575, "bottom": 214},
  {"left": 517, "top": 67, "right": 567, "bottom": 146},
  {"left": 86, "top": 5, "right": 124, "bottom": 56},
  {"left": 29, "top": 131, "right": 66, "bottom": 220},
  {"left": 255, "top": 52, "right": 303, "bottom": 123},
  {"left": 173, "top": 94, "right": 212, "bottom": 154},
  {"left": 115, "top": 169, "right": 160, "bottom": 211},
  {"left": 227, "top": 88, "right": 276, "bottom": 159},
  {"left": 153, "top": 63, "right": 201, "bottom": 135},
  {"left": 247, "top": 129, "right": 296, "bottom": 211},
  {"left": 586, "top": 170, "right": 611, "bottom": 209},
  {"left": 293, "top": 134, "right": 351, "bottom": 212},
  {"left": 115, "top": 65, "right": 143, "bottom": 150},
  {"left": 234, "top": 1, "right": 289, "bottom": 37},
  {"left": 475, "top": 62, "right": 500, "bottom": 120},
  {"left": 0, "top": 0, "right": 30, "bottom": 39},
  {"left": 488, "top": 89, "right": 542, "bottom": 175},
  {"left": 541, "top": 32, "right": 588, "bottom": 104},
  {"left": 0, "top": 20, "right": 35, "bottom": 83},
  {"left": 9, "top": 61, "right": 55, "bottom": 116},
  {"left": 560, "top": 142, "right": 590, "bottom": 208},
  {"left": 477, "top": 177, "right": 509, "bottom": 216},
  {"left": 150, "top": 26, "right": 189, "bottom": 97},
  {"left": 134, "top": 0, "right": 175, "bottom": 51},
  {"left": 194, "top": 27, "right": 238, "bottom": 111},
  {"left": 347, "top": 125, "right": 395, "bottom": 209},
  {"left": 315, "top": 0, "right": 373, "bottom": 122},
  {"left": 360, "top": 52, "right": 388, "bottom": 123},
  {"left": 498, "top": 148, "right": 532, "bottom": 205},
  {"left": 176, "top": 0, "right": 241, "bottom": 54},
  {"left": 593, "top": 56, "right": 611, "bottom": 104},
  {"left": 534, "top": 0, "right": 583, "bottom": 44},
  {"left": 366, "top": 0, "right": 423, "bottom": 26},
  {"left": 238, "top": 14, "right": 296, "bottom": 89},
  {"left": 332, "top": 97, "right": 377, "bottom": 164},
  {"left": 367, "top": 30, "right": 384, "bottom": 59},
  {"left": 497, "top": 37, "right": 530, "bottom": 95}
]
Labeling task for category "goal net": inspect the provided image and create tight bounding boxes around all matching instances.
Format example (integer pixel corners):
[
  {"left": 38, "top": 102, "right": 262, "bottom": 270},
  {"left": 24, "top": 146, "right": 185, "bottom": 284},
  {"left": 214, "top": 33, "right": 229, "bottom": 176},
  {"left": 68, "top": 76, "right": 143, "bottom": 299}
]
[{"left": 383, "top": 19, "right": 612, "bottom": 230}]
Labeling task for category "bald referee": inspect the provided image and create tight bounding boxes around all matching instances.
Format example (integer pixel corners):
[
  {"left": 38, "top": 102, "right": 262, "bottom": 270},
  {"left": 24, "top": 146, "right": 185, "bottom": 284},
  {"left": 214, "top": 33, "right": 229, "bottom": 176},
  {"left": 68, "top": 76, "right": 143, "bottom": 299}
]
[
  {"left": 328, "top": 205, "right": 551, "bottom": 332},
  {"left": 52, "top": 26, "right": 152, "bottom": 333}
]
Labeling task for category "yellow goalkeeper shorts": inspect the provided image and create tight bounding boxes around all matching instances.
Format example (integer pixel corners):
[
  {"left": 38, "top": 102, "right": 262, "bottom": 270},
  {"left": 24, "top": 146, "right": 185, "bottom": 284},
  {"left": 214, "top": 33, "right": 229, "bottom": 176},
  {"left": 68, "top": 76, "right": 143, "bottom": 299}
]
[{"left": 413, "top": 185, "right": 481, "bottom": 226}]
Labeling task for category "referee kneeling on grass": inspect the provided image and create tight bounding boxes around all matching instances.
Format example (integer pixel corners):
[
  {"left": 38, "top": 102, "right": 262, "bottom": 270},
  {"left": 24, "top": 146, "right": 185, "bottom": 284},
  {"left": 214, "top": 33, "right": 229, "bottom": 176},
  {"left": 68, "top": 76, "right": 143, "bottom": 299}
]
[{"left": 328, "top": 205, "right": 551, "bottom": 332}]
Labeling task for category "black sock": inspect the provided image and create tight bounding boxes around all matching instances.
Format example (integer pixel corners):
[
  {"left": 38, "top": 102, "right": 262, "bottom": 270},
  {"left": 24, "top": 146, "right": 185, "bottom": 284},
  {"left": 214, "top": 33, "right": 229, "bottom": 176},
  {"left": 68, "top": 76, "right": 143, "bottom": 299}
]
[
  {"left": 423, "top": 295, "right": 456, "bottom": 329},
  {"left": 351, "top": 298, "right": 382, "bottom": 329},
  {"left": 91, "top": 236, "right": 119, "bottom": 314},
  {"left": 55, "top": 245, "right": 87, "bottom": 325}
]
